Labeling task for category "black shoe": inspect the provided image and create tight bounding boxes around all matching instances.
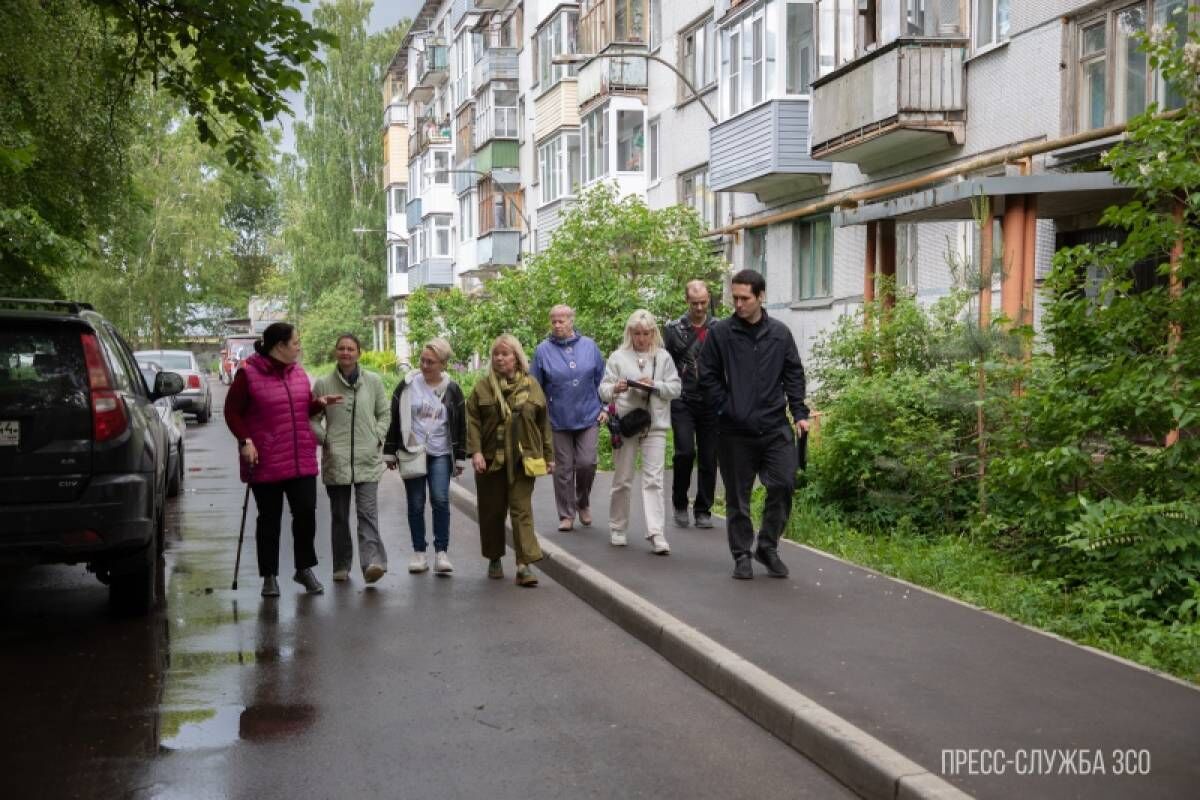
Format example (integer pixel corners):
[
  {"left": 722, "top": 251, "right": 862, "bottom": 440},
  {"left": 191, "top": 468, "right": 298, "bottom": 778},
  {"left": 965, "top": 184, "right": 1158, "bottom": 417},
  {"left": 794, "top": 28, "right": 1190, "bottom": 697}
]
[
  {"left": 693, "top": 512, "right": 714, "bottom": 529},
  {"left": 673, "top": 508, "right": 690, "bottom": 527},
  {"left": 753, "top": 547, "right": 789, "bottom": 578},
  {"left": 261, "top": 575, "right": 280, "bottom": 597},
  {"left": 732, "top": 556, "right": 753, "bottom": 580},
  {"left": 293, "top": 568, "right": 325, "bottom": 594}
]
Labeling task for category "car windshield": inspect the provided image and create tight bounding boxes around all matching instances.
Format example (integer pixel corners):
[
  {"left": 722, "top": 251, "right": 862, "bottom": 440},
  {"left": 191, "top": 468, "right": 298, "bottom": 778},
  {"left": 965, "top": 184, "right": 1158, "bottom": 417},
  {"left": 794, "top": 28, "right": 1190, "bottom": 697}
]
[
  {"left": 0, "top": 326, "right": 89, "bottom": 413},
  {"left": 150, "top": 354, "right": 193, "bottom": 370}
]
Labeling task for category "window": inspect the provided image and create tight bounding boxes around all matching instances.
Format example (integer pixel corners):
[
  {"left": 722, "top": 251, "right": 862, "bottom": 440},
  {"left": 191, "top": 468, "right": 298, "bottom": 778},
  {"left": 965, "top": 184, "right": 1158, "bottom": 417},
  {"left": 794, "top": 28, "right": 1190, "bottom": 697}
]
[
  {"left": 794, "top": 217, "right": 832, "bottom": 300},
  {"left": 390, "top": 186, "right": 407, "bottom": 216},
  {"left": 431, "top": 214, "right": 452, "bottom": 257},
  {"left": 582, "top": 107, "right": 609, "bottom": 183},
  {"left": 976, "top": 0, "right": 1011, "bottom": 49},
  {"left": 475, "top": 81, "right": 519, "bottom": 146},
  {"left": 535, "top": 9, "right": 579, "bottom": 90},
  {"left": 412, "top": 227, "right": 425, "bottom": 265},
  {"left": 815, "top": 0, "right": 962, "bottom": 77},
  {"left": 786, "top": 2, "right": 815, "bottom": 94},
  {"left": 432, "top": 150, "right": 450, "bottom": 185},
  {"left": 614, "top": 0, "right": 647, "bottom": 43},
  {"left": 746, "top": 226, "right": 767, "bottom": 273},
  {"left": 648, "top": 118, "right": 660, "bottom": 183},
  {"left": 681, "top": 16, "right": 718, "bottom": 98},
  {"left": 719, "top": 5, "right": 774, "bottom": 117},
  {"left": 1070, "top": 2, "right": 1180, "bottom": 132},
  {"left": 650, "top": 0, "right": 662, "bottom": 49},
  {"left": 1155, "top": 0, "right": 1190, "bottom": 108},
  {"left": 390, "top": 243, "right": 409, "bottom": 274},
  {"left": 479, "top": 179, "right": 524, "bottom": 234},
  {"left": 538, "top": 131, "right": 582, "bottom": 204},
  {"left": 616, "top": 109, "right": 644, "bottom": 172},
  {"left": 680, "top": 165, "right": 721, "bottom": 230},
  {"left": 459, "top": 192, "right": 474, "bottom": 241}
]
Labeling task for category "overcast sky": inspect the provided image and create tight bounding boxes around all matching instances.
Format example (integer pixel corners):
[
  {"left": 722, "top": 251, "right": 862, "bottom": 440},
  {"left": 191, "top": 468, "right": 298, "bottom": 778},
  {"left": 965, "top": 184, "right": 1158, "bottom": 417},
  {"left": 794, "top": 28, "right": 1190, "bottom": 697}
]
[{"left": 276, "top": 0, "right": 424, "bottom": 154}]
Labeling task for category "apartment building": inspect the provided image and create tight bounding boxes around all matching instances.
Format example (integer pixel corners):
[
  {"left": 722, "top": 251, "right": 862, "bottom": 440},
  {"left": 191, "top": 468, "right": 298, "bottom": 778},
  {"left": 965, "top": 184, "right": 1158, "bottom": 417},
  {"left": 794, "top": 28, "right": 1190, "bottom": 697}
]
[
  {"left": 380, "top": 0, "right": 1190, "bottom": 363},
  {"left": 382, "top": 53, "right": 412, "bottom": 361}
]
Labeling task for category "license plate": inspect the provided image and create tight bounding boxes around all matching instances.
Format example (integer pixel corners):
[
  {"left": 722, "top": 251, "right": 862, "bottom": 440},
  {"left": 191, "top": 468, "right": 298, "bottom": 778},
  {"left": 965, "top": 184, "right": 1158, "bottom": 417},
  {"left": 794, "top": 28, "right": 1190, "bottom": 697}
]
[{"left": 0, "top": 420, "right": 18, "bottom": 447}]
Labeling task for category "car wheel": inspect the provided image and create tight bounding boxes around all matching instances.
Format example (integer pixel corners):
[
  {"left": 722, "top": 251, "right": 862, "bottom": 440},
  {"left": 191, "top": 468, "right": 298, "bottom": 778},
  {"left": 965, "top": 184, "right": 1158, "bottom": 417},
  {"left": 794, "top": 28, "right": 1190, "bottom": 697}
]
[
  {"left": 197, "top": 402, "right": 210, "bottom": 424},
  {"left": 109, "top": 528, "right": 158, "bottom": 615},
  {"left": 167, "top": 450, "right": 181, "bottom": 497}
]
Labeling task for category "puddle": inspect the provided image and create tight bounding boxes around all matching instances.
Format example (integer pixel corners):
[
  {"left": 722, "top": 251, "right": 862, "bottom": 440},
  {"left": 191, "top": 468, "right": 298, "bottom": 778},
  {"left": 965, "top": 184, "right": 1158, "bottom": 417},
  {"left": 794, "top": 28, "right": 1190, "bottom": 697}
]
[{"left": 160, "top": 705, "right": 242, "bottom": 751}]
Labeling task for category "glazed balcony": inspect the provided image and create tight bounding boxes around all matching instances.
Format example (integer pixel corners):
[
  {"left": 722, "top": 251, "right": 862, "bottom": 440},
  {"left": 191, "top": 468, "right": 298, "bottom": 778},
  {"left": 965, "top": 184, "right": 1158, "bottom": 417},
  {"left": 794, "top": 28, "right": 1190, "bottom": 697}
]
[
  {"left": 416, "top": 44, "right": 449, "bottom": 88},
  {"left": 810, "top": 37, "right": 967, "bottom": 172},
  {"left": 709, "top": 98, "right": 830, "bottom": 201},
  {"left": 476, "top": 230, "right": 521, "bottom": 268},
  {"left": 409, "top": 115, "right": 452, "bottom": 157},
  {"left": 473, "top": 48, "right": 519, "bottom": 88}
]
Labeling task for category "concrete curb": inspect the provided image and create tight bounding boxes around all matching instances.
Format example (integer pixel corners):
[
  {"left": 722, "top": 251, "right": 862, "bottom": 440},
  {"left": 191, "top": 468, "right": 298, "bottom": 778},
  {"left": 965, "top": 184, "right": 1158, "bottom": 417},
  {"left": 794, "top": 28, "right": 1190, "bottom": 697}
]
[{"left": 448, "top": 480, "right": 971, "bottom": 800}]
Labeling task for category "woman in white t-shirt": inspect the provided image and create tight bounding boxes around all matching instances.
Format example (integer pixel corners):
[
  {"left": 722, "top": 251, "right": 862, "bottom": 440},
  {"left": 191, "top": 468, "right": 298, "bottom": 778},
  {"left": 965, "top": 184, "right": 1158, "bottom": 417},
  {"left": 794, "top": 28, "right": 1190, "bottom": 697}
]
[{"left": 383, "top": 339, "right": 466, "bottom": 575}]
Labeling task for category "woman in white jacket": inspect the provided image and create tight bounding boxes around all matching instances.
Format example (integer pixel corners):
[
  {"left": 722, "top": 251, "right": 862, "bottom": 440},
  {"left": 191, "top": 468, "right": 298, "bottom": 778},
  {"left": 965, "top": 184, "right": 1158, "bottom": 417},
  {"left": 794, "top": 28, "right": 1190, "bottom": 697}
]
[{"left": 599, "top": 309, "right": 681, "bottom": 554}]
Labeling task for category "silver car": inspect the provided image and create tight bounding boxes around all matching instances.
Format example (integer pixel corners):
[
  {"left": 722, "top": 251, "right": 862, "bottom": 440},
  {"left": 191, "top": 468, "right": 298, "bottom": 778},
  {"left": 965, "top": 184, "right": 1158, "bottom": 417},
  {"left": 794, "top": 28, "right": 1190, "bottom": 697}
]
[
  {"left": 138, "top": 362, "right": 186, "bottom": 497},
  {"left": 134, "top": 350, "right": 211, "bottom": 423}
]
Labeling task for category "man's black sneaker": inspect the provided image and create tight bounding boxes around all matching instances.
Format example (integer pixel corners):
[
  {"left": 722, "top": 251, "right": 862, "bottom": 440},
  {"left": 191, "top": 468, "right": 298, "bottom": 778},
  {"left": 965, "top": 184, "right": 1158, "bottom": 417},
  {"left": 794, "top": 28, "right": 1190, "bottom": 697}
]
[
  {"left": 293, "top": 568, "right": 325, "bottom": 594},
  {"left": 753, "top": 547, "right": 789, "bottom": 578},
  {"left": 673, "top": 508, "right": 690, "bottom": 527},
  {"left": 693, "top": 512, "right": 714, "bottom": 529},
  {"left": 732, "top": 556, "right": 753, "bottom": 580}
]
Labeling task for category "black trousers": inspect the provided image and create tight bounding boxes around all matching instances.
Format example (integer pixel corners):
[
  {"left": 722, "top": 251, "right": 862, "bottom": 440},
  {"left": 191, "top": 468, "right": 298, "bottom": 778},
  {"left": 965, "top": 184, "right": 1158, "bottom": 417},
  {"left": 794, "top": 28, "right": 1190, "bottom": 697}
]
[
  {"left": 670, "top": 397, "right": 718, "bottom": 515},
  {"left": 251, "top": 475, "right": 318, "bottom": 577},
  {"left": 716, "top": 427, "right": 796, "bottom": 560}
]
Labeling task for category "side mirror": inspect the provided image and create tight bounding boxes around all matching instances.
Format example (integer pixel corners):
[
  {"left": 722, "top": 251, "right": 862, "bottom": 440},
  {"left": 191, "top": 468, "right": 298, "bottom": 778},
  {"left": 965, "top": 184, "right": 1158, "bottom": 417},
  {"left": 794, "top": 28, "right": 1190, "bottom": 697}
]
[{"left": 154, "top": 371, "right": 185, "bottom": 398}]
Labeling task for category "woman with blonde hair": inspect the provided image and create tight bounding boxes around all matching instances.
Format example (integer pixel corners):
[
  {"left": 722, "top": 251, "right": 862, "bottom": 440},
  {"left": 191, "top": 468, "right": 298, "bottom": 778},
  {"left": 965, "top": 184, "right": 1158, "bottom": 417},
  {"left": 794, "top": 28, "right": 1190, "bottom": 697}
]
[
  {"left": 466, "top": 334, "right": 555, "bottom": 586},
  {"left": 384, "top": 338, "right": 466, "bottom": 575},
  {"left": 599, "top": 310, "right": 681, "bottom": 554}
]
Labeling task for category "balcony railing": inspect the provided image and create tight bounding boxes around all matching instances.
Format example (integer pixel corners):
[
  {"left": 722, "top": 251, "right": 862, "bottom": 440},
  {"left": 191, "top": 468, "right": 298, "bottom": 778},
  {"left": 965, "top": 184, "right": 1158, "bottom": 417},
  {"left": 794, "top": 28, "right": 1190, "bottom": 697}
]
[
  {"left": 384, "top": 103, "right": 409, "bottom": 127},
  {"left": 577, "top": 53, "right": 647, "bottom": 107},
  {"left": 709, "top": 98, "right": 830, "bottom": 200},
  {"left": 810, "top": 37, "right": 967, "bottom": 172},
  {"left": 409, "top": 116, "right": 453, "bottom": 156},
  {"left": 473, "top": 48, "right": 519, "bottom": 88},
  {"left": 409, "top": 258, "right": 454, "bottom": 290},
  {"left": 476, "top": 229, "right": 521, "bottom": 267}
]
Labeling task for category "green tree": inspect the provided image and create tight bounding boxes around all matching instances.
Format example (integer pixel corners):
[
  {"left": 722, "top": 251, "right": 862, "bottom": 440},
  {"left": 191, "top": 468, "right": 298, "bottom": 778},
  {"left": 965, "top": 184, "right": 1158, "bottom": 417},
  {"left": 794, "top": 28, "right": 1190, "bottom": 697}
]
[
  {"left": 280, "top": 0, "right": 407, "bottom": 320},
  {"left": 985, "top": 23, "right": 1200, "bottom": 621},
  {"left": 412, "top": 183, "right": 723, "bottom": 358}
]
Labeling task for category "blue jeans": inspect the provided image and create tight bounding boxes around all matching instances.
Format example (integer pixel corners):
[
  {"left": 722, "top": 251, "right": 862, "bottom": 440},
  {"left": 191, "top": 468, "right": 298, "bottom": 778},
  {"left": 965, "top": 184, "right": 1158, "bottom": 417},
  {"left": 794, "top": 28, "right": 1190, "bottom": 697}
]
[{"left": 404, "top": 453, "right": 451, "bottom": 552}]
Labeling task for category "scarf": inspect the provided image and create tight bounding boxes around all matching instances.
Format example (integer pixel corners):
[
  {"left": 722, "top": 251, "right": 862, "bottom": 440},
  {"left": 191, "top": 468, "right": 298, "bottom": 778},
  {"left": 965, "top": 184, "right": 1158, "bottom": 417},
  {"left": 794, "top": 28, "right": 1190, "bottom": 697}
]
[{"left": 487, "top": 369, "right": 531, "bottom": 477}]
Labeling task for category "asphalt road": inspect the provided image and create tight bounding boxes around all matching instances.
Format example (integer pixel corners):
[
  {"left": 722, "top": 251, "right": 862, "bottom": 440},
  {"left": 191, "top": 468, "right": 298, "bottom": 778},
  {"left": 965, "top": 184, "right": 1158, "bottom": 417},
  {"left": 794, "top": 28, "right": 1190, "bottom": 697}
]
[{"left": 0, "top": 383, "right": 852, "bottom": 799}]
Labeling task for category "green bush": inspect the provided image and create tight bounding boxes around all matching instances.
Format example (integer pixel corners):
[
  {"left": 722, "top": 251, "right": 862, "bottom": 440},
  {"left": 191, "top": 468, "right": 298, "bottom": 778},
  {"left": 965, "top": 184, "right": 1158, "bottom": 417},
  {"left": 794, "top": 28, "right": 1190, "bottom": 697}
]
[
  {"left": 811, "top": 368, "right": 977, "bottom": 532},
  {"left": 298, "top": 282, "right": 370, "bottom": 364},
  {"left": 358, "top": 349, "right": 397, "bottom": 375}
]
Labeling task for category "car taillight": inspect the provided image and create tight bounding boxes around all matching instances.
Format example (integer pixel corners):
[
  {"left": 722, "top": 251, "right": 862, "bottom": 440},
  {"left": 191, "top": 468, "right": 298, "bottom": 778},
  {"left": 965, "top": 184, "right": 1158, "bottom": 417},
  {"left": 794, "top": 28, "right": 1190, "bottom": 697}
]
[
  {"left": 80, "top": 332, "right": 128, "bottom": 442},
  {"left": 187, "top": 374, "right": 201, "bottom": 389}
]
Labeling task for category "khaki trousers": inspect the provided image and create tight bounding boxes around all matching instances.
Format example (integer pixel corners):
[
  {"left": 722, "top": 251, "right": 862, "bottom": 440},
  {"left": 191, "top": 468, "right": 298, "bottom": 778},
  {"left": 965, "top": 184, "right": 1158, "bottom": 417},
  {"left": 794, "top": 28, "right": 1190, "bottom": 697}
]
[
  {"left": 476, "top": 470, "right": 544, "bottom": 565},
  {"left": 609, "top": 430, "right": 667, "bottom": 539}
]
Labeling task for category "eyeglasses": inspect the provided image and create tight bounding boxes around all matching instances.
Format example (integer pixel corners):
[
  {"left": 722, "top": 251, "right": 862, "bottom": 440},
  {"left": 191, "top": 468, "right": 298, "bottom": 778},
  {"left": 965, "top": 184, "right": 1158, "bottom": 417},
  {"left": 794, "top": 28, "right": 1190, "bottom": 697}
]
[{"left": 419, "top": 358, "right": 441, "bottom": 367}]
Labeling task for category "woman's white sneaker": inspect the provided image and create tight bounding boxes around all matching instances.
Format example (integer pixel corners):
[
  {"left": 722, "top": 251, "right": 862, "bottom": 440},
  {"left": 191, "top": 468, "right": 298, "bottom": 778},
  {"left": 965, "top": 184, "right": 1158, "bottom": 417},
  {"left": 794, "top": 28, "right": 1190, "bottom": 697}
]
[
  {"left": 649, "top": 534, "right": 671, "bottom": 555},
  {"left": 610, "top": 531, "right": 627, "bottom": 546},
  {"left": 434, "top": 551, "right": 454, "bottom": 574},
  {"left": 408, "top": 553, "right": 429, "bottom": 573}
]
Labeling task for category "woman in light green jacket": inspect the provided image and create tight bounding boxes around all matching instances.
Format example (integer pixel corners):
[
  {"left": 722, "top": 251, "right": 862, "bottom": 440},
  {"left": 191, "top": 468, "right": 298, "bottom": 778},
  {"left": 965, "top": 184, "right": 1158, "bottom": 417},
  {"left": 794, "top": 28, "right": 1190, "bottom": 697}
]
[{"left": 310, "top": 334, "right": 392, "bottom": 584}]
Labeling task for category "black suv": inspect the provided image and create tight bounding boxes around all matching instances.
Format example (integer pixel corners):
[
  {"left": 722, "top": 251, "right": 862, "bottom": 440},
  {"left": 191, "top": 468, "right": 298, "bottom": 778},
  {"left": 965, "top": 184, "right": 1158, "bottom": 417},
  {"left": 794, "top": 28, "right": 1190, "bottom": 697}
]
[{"left": 0, "top": 299, "right": 184, "bottom": 614}]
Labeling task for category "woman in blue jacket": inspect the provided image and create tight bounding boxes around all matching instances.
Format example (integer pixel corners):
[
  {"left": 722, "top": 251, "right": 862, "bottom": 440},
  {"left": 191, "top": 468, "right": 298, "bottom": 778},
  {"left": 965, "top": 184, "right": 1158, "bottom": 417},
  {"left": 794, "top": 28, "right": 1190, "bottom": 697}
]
[{"left": 530, "top": 304, "right": 607, "bottom": 531}]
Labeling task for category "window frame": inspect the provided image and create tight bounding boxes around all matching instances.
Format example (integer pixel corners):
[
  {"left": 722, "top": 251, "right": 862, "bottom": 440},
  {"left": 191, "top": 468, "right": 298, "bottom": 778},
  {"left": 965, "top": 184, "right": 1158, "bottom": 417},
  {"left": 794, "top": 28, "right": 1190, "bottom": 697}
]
[
  {"left": 430, "top": 214, "right": 453, "bottom": 258},
  {"left": 647, "top": 117, "right": 660, "bottom": 184},
  {"left": 793, "top": 216, "right": 833, "bottom": 301},
  {"left": 974, "top": 0, "right": 1012, "bottom": 51},
  {"left": 678, "top": 164, "right": 721, "bottom": 231},
  {"left": 678, "top": 13, "right": 718, "bottom": 102},
  {"left": 537, "top": 130, "right": 582, "bottom": 206},
  {"left": 1063, "top": 1, "right": 1191, "bottom": 134},
  {"left": 535, "top": 8, "right": 580, "bottom": 93}
]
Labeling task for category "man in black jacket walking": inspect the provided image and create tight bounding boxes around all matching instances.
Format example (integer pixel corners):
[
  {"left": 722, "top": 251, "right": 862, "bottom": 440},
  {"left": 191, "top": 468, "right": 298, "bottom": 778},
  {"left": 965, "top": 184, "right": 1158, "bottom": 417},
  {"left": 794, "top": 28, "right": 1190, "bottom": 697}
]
[
  {"left": 663, "top": 280, "right": 718, "bottom": 529},
  {"left": 699, "top": 269, "right": 809, "bottom": 579}
]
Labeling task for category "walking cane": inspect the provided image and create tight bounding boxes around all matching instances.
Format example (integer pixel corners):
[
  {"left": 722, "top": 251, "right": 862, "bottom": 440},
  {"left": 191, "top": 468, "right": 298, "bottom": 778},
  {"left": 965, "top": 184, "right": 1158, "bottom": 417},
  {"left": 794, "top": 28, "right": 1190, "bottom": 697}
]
[{"left": 231, "top": 483, "right": 251, "bottom": 590}]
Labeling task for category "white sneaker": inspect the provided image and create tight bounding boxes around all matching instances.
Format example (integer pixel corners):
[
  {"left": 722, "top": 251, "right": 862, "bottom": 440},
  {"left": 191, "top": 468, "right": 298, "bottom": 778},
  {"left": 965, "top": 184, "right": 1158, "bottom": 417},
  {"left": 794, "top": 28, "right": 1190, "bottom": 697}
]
[
  {"left": 408, "top": 553, "right": 429, "bottom": 573},
  {"left": 649, "top": 534, "right": 671, "bottom": 555},
  {"left": 434, "top": 551, "right": 454, "bottom": 574},
  {"left": 610, "top": 531, "right": 627, "bottom": 546},
  {"left": 364, "top": 563, "right": 386, "bottom": 583},
  {"left": 331, "top": 569, "right": 350, "bottom": 582}
]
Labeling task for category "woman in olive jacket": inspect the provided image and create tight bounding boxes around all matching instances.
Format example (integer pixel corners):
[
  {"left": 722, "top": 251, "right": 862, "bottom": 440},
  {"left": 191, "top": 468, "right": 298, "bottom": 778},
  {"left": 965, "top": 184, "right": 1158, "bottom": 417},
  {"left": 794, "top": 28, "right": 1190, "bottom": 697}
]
[
  {"left": 310, "top": 334, "right": 392, "bottom": 584},
  {"left": 383, "top": 338, "right": 466, "bottom": 575},
  {"left": 466, "top": 334, "right": 554, "bottom": 587}
]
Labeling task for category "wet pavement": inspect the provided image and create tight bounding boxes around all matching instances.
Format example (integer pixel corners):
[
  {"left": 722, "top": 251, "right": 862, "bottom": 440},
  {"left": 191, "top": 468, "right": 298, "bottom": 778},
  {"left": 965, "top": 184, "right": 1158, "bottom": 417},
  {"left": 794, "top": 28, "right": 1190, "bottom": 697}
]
[{"left": 0, "top": 384, "right": 852, "bottom": 799}]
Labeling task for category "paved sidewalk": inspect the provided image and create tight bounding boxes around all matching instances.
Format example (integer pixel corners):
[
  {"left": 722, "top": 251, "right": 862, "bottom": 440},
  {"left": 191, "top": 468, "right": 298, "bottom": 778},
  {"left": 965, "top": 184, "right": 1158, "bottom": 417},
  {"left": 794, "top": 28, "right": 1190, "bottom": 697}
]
[{"left": 453, "top": 467, "right": 1200, "bottom": 800}]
